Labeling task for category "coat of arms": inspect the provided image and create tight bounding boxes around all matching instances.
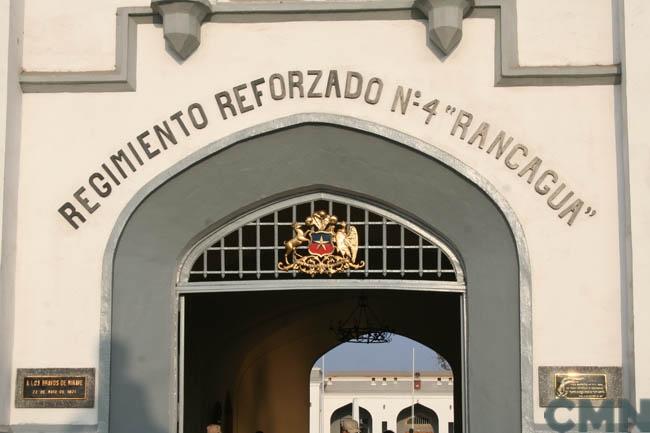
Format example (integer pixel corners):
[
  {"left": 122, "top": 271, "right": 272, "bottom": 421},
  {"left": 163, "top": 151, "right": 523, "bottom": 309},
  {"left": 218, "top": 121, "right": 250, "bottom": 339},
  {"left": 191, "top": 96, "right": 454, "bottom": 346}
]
[{"left": 278, "top": 210, "right": 365, "bottom": 275}]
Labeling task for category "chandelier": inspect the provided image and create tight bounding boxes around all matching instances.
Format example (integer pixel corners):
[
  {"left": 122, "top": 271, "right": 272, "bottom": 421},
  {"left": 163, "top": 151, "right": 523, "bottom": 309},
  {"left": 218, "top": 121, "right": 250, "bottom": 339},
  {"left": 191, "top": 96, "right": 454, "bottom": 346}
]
[{"left": 332, "top": 295, "right": 392, "bottom": 344}]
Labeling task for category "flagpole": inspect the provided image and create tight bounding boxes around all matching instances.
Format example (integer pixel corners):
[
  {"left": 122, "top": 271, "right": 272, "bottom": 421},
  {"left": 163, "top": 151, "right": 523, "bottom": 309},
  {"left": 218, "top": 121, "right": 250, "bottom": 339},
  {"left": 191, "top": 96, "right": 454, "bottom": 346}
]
[
  {"left": 320, "top": 355, "right": 325, "bottom": 433},
  {"left": 411, "top": 347, "right": 415, "bottom": 433}
]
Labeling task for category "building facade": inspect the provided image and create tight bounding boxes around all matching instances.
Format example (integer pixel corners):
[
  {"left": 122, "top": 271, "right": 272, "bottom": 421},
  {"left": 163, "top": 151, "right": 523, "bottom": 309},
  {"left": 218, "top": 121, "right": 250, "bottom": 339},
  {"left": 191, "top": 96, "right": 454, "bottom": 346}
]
[
  {"left": 0, "top": 1, "right": 649, "bottom": 433},
  {"left": 309, "top": 369, "right": 454, "bottom": 433}
]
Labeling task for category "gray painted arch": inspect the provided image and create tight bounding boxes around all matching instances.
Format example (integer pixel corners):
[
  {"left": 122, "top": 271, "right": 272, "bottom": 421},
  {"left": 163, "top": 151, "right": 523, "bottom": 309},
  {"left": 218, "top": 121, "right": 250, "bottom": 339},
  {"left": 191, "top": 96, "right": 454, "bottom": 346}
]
[
  {"left": 20, "top": 0, "right": 620, "bottom": 93},
  {"left": 99, "top": 113, "right": 533, "bottom": 433}
]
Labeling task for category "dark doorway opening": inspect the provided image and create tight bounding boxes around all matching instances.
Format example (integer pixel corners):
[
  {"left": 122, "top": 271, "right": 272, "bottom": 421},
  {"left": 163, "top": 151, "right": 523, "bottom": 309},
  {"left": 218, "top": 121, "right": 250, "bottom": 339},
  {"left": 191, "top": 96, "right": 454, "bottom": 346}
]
[{"left": 180, "top": 289, "right": 463, "bottom": 433}]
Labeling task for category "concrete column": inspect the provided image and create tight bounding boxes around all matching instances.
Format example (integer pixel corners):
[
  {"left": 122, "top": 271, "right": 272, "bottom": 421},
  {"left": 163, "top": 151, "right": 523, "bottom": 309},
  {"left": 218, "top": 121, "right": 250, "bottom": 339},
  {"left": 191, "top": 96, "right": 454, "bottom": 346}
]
[
  {"left": 436, "top": 405, "right": 450, "bottom": 433},
  {"left": 372, "top": 415, "right": 382, "bottom": 433},
  {"left": 618, "top": 0, "right": 650, "bottom": 411},
  {"left": 352, "top": 398, "right": 360, "bottom": 423},
  {"left": 385, "top": 402, "right": 400, "bottom": 432},
  {"left": 310, "top": 381, "right": 322, "bottom": 433}
]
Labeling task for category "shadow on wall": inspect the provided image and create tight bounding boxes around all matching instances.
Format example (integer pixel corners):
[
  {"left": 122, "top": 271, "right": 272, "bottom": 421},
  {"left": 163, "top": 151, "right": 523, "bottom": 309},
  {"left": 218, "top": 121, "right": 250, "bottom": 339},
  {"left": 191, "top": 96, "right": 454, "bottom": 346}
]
[
  {"left": 10, "top": 338, "right": 167, "bottom": 433},
  {"left": 108, "top": 338, "right": 167, "bottom": 433}
]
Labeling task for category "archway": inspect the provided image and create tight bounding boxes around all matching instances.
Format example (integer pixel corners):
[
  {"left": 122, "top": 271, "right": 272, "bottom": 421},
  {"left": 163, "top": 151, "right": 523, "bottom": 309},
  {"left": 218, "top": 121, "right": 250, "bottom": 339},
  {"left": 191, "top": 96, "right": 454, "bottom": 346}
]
[
  {"left": 180, "top": 289, "right": 461, "bottom": 433},
  {"left": 310, "top": 333, "right": 453, "bottom": 433},
  {"left": 179, "top": 195, "right": 463, "bottom": 433},
  {"left": 105, "top": 118, "right": 528, "bottom": 433},
  {"left": 396, "top": 404, "right": 439, "bottom": 433},
  {"left": 330, "top": 404, "right": 373, "bottom": 433}
]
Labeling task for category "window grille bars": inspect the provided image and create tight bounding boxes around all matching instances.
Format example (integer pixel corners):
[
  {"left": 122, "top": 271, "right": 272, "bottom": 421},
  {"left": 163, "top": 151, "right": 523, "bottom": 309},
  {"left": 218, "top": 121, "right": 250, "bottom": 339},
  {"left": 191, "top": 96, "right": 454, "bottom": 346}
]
[{"left": 185, "top": 198, "right": 461, "bottom": 283}]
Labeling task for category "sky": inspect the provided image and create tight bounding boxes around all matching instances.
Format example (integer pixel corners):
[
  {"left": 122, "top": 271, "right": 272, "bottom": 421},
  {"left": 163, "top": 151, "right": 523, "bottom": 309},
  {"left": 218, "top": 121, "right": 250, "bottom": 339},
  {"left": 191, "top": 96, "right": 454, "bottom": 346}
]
[{"left": 315, "top": 334, "right": 448, "bottom": 372}]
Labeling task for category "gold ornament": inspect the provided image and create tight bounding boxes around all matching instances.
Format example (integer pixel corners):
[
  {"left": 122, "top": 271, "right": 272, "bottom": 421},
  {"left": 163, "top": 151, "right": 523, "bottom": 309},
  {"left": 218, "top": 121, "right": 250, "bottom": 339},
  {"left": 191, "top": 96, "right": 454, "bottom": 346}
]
[{"left": 278, "top": 210, "right": 365, "bottom": 276}]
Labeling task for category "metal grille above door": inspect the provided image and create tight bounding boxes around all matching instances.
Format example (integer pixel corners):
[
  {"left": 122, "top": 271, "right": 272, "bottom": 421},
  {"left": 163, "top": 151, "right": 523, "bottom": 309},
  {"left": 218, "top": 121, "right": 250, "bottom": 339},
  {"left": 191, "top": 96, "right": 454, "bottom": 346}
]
[{"left": 182, "top": 196, "right": 463, "bottom": 284}]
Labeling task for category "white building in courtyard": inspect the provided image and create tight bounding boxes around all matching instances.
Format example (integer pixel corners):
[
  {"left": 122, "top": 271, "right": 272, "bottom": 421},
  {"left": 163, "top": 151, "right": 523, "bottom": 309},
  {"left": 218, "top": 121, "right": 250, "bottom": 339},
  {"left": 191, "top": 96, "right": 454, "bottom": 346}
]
[{"left": 309, "top": 369, "right": 454, "bottom": 433}]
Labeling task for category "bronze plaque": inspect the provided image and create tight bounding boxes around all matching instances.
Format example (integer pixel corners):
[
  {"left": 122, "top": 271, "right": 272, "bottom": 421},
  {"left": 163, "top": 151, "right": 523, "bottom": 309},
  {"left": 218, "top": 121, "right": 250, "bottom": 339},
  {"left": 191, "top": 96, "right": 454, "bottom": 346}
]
[
  {"left": 554, "top": 373, "right": 607, "bottom": 400},
  {"left": 23, "top": 376, "right": 87, "bottom": 400},
  {"left": 539, "top": 366, "right": 622, "bottom": 407},
  {"left": 15, "top": 368, "right": 95, "bottom": 408}
]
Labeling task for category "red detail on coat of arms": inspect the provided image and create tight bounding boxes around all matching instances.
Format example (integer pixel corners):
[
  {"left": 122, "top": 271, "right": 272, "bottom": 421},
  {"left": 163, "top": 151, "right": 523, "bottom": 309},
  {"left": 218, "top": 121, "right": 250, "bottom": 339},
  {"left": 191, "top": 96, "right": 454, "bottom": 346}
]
[{"left": 308, "top": 231, "right": 334, "bottom": 256}]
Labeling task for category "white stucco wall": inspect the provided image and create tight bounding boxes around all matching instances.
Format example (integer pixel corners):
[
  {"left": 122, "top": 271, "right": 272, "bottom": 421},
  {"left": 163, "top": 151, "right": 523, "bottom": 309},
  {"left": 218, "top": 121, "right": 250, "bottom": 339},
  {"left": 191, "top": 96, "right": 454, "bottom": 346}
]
[
  {"left": 516, "top": 0, "right": 618, "bottom": 66},
  {"left": 10, "top": 16, "right": 623, "bottom": 428}
]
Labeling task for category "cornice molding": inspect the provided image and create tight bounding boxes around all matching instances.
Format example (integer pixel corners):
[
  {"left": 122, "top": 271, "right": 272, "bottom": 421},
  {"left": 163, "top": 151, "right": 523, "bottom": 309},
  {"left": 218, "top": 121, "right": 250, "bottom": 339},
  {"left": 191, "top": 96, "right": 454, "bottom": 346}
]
[{"left": 19, "top": 0, "right": 621, "bottom": 93}]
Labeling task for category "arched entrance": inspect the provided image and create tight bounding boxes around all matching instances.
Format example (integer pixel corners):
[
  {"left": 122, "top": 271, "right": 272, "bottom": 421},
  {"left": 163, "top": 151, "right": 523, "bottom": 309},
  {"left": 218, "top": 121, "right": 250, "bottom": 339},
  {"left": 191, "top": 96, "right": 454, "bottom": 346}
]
[
  {"left": 104, "top": 117, "right": 530, "bottom": 433},
  {"left": 178, "top": 195, "right": 464, "bottom": 433},
  {"left": 396, "top": 404, "right": 439, "bottom": 433},
  {"left": 180, "top": 289, "right": 460, "bottom": 433},
  {"left": 330, "top": 404, "right": 373, "bottom": 433},
  {"left": 310, "top": 335, "right": 453, "bottom": 433}
]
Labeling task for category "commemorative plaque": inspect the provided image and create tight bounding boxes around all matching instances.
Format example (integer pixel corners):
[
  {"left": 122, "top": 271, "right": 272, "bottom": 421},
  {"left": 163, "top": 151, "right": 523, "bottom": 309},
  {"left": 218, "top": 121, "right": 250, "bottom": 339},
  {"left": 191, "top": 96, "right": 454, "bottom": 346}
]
[
  {"left": 539, "top": 366, "right": 622, "bottom": 407},
  {"left": 554, "top": 373, "right": 607, "bottom": 399},
  {"left": 15, "top": 368, "right": 95, "bottom": 408}
]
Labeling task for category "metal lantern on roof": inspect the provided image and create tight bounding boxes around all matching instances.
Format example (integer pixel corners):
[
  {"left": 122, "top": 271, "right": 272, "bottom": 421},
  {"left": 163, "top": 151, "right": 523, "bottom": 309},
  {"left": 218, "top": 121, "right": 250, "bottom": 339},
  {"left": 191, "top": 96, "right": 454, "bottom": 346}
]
[{"left": 332, "top": 295, "right": 392, "bottom": 344}]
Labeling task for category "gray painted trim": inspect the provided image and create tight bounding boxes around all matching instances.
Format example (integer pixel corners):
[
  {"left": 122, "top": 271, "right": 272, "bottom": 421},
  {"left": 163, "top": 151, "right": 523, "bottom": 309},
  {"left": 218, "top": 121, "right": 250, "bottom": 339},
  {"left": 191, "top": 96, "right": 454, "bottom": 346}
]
[
  {"left": 100, "top": 113, "right": 533, "bottom": 433},
  {"left": 10, "top": 426, "right": 97, "bottom": 433},
  {"left": 533, "top": 425, "right": 617, "bottom": 433},
  {"left": 20, "top": 0, "right": 619, "bottom": 93},
  {"left": 476, "top": 1, "right": 620, "bottom": 87},
  {"left": 613, "top": 0, "right": 636, "bottom": 416},
  {"left": 534, "top": 423, "right": 634, "bottom": 433},
  {"left": 0, "top": 0, "right": 24, "bottom": 426},
  {"left": 178, "top": 297, "right": 185, "bottom": 433},
  {"left": 460, "top": 291, "right": 469, "bottom": 433},
  {"left": 177, "top": 279, "right": 466, "bottom": 293},
  {"left": 20, "top": 8, "right": 151, "bottom": 93}
]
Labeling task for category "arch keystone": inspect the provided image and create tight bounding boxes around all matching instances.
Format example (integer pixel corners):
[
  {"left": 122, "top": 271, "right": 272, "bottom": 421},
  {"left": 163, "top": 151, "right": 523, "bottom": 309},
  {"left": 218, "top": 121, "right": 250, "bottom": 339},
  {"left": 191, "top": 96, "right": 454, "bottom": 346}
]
[
  {"left": 415, "top": 0, "right": 474, "bottom": 55},
  {"left": 151, "top": 0, "right": 212, "bottom": 59}
]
